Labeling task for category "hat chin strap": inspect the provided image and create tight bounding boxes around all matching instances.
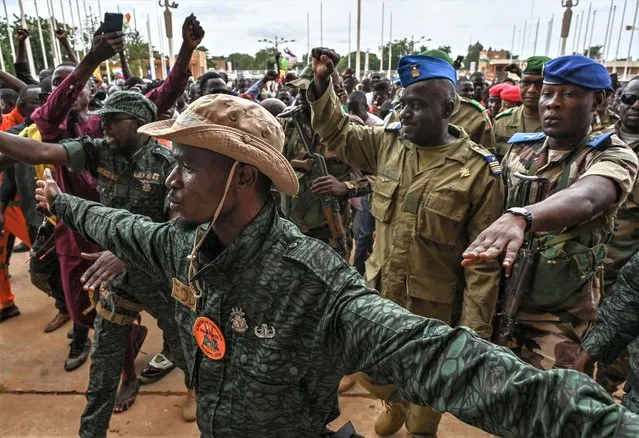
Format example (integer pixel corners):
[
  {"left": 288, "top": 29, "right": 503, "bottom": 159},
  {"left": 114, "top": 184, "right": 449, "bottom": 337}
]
[{"left": 187, "top": 160, "right": 240, "bottom": 296}]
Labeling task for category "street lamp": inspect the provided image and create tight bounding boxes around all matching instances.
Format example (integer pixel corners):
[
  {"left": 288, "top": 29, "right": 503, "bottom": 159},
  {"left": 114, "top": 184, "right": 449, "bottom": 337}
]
[
  {"left": 258, "top": 36, "right": 296, "bottom": 53},
  {"left": 407, "top": 36, "right": 431, "bottom": 55},
  {"left": 159, "top": 0, "right": 179, "bottom": 68}
]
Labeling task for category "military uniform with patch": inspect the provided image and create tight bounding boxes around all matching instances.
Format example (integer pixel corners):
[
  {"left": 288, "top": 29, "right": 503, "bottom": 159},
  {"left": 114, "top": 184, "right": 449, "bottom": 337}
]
[
  {"left": 50, "top": 191, "right": 639, "bottom": 438},
  {"left": 58, "top": 92, "right": 188, "bottom": 437},
  {"left": 494, "top": 105, "right": 543, "bottom": 161},
  {"left": 308, "top": 73, "right": 504, "bottom": 436},
  {"left": 502, "top": 130, "right": 638, "bottom": 371}
]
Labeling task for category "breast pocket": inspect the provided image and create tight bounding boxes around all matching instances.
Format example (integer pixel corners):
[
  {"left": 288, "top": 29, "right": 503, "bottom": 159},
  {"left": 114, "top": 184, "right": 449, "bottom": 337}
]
[
  {"left": 417, "top": 191, "right": 468, "bottom": 246},
  {"left": 370, "top": 177, "right": 399, "bottom": 223},
  {"left": 231, "top": 338, "right": 311, "bottom": 434}
]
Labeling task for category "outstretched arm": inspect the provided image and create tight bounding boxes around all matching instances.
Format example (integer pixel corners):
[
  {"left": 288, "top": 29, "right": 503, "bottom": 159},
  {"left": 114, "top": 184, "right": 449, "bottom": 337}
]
[
  {"left": 328, "top": 274, "right": 639, "bottom": 438},
  {"left": 36, "top": 171, "right": 175, "bottom": 280},
  {"left": 0, "top": 131, "right": 68, "bottom": 165},
  {"left": 55, "top": 29, "right": 78, "bottom": 65}
]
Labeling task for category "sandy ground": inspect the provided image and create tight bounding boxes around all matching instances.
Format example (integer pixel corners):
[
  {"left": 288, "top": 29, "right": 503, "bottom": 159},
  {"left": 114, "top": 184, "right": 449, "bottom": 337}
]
[{"left": 0, "top": 249, "right": 493, "bottom": 437}]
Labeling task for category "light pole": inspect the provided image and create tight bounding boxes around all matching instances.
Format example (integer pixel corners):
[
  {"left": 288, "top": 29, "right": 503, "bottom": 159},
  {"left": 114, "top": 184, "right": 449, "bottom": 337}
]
[
  {"left": 258, "top": 36, "right": 295, "bottom": 72},
  {"left": 624, "top": 0, "right": 639, "bottom": 80},
  {"left": 159, "top": 0, "right": 178, "bottom": 68},
  {"left": 560, "top": 0, "right": 578, "bottom": 56}
]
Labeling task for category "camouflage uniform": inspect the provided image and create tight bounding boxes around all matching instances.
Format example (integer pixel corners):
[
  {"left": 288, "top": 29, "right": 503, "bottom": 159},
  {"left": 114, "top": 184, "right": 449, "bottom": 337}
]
[
  {"left": 279, "top": 116, "right": 371, "bottom": 252},
  {"left": 595, "top": 122, "right": 639, "bottom": 394},
  {"left": 593, "top": 109, "right": 621, "bottom": 133},
  {"left": 502, "top": 130, "right": 638, "bottom": 371},
  {"left": 60, "top": 135, "right": 187, "bottom": 437},
  {"left": 308, "top": 80, "right": 504, "bottom": 435},
  {"left": 494, "top": 105, "right": 543, "bottom": 161},
  {"left": 450, "top": 97, "right": 496, "bottom": 153},
  {"left": 582, "top": 250, "right": 639, "bottom": 413},
  {"left": 51, "top": 192, "right": 639, "bottom": 438}
]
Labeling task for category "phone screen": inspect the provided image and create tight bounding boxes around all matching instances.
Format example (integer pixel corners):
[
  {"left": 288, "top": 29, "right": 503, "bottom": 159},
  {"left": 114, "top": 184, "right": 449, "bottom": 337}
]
[{"left": 103, "top": 13, "right": 123, "bottom": 33}]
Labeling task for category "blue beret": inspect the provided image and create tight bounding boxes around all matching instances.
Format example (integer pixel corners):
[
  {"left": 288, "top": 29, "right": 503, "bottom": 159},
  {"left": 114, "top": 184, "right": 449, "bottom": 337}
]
[
  {"left": 542, "top": 55, "right": 612, "bottom": 91},
  {"left": 398, "top": 55, "right": 457, "bottom": 88}
]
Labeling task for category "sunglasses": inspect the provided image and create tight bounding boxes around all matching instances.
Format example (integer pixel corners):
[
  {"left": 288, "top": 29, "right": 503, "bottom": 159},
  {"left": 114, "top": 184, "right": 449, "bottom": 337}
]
[{"left": 621, "top": 94, "right": 639, "bottom": 106}]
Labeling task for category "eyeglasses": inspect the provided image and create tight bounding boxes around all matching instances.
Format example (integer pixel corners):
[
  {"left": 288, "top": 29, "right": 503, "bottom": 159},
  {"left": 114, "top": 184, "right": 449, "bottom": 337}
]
[{"left": 621, "top": 94, "right": 639, "bottom": 106}]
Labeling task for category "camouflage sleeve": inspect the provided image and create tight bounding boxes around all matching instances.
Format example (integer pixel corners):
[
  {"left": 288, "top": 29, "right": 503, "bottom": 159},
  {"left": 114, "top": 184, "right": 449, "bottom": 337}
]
[
  {"left": 52, "top": 192, "right": 176, "bottom": 283},
  {"left": 458, "top": 170, "right": 504, "bottom": 338},
  {"left": 60, "top": 136, "right": 106, "bottom": 175},
  {"left": 329, "top": 277, "right": 639, "bottom": 437},
  {"left": 582, "top": 143, "right": 638, "bottom": 202},
  {"left": 582, "top": 252, "right": 639, "bottom": 362},
  {"left": 307, "top": 77, "right": 385, "bottom": 175}
]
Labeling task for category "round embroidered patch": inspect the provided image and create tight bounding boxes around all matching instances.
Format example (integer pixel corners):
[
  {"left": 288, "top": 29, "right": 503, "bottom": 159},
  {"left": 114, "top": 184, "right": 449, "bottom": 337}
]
[{"left": 193, "top": 317, "right": 226, "bottom": 360}]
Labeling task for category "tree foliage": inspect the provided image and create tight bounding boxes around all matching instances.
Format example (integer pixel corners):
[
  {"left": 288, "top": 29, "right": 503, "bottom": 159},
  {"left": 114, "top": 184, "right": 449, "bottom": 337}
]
[{"left": 464, "top": 41, "right": 484, "bottom": 70}]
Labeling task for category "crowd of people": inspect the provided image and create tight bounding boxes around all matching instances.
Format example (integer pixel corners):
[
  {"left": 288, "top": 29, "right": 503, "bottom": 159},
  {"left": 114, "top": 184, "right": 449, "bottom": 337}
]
[{"left": 2, "top": 10, "right": 639, "bottom": 438}]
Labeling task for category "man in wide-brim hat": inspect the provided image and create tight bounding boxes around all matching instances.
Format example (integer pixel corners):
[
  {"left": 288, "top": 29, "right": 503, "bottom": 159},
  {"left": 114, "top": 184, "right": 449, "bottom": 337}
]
[{"left": 36, "top": 93, "right": 639, "bottom": 437}]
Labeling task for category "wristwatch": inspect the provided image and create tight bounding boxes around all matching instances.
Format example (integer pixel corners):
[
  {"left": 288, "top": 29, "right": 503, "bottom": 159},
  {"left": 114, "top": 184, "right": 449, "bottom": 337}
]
[{"left": 505, "top": 207, "right": 533, "bottom": 232}]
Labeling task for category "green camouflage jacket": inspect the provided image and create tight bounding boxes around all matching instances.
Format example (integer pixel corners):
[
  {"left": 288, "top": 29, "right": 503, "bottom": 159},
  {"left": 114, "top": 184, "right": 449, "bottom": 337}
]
[
  {"left": 582, "top": 250, "right": 639, "bottom": 413},
  {"left": 494, "top": 105, "right": 543, "bottom": 160},
  {"left": 52, "top": 193, "right": 639, "bottom": 438}
]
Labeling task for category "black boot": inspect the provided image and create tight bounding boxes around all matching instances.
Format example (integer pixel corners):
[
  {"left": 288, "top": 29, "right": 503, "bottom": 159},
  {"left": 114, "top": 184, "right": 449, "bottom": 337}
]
[{"left": 65, "top": 325, "right": 91, "bottom": 372}]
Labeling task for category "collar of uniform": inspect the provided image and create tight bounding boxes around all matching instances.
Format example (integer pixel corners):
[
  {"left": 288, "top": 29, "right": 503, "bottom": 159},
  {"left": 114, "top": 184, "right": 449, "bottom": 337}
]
[
  {"left": 403, "top": 124, "right": 469, "bottom": 173},
  {"left": 191, "top": 200, "right": 282, "bottom": 280},
  {"left": 615, "top": 121, "right": 639, "bottom": 149}
]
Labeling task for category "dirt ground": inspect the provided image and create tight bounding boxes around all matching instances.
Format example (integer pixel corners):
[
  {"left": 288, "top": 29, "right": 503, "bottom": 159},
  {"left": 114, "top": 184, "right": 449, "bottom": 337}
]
[{"left": 0, "top": 249, "right": 493, "bottom": 437}]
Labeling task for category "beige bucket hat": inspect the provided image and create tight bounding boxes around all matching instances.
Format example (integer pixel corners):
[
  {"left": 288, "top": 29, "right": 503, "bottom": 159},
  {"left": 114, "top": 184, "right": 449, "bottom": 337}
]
[{"left": 138, "top": 94, "right": 299, "bottom": 196}]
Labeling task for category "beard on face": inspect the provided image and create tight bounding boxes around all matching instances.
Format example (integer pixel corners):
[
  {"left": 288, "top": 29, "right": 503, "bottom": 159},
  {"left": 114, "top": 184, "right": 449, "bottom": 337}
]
[{"left": 173, "top": 216, "right": 202, "bottom": 232}]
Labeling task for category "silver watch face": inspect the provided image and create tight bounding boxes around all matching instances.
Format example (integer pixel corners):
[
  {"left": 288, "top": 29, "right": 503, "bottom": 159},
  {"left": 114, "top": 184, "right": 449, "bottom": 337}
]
[{"left": 508, "top": 207, "right": 527, "bottom": 215}]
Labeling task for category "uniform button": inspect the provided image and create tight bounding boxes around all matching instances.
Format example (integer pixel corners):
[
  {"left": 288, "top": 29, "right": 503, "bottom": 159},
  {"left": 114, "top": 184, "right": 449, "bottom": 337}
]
[
  {"left": 240, "top": 354, "right": 248, "bottom": 363},
  {"left": 289, "top": 366, "right": 298, "bottom": 376},
  {"left": 288, "top": 242, "right": 298, "bottom": 249}
]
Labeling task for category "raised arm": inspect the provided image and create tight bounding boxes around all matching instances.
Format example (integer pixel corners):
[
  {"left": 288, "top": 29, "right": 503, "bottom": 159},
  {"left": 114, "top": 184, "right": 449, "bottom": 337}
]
[
  {"left": 0, "top": 71, "right": 26, "bottom": 93},
  {"left": 37, "top": 174, "right": 175, "bottom": 280},
  {"left": 119, "top": 50, "right": 133, "bottom": 80},
  {"left": 328, "top": 275, "right": 639, "bottom": 437},
  {"left": 0, "top": 131, "right": 68, "bottom": 165},
  {"left": 145, "top": 14, "right": 204, "bottom": 115},
  {"left": 307, "top": 48, "right": 385, "bottom": 174},
  {"left": 13, "top": 29, "right": 38, "bottom": 86},
  {"left": 31, "top": 25, "right": 124, "bottom": 139},
  {"left": 55, "top": 29, "right": 78, "bottom": 65}
]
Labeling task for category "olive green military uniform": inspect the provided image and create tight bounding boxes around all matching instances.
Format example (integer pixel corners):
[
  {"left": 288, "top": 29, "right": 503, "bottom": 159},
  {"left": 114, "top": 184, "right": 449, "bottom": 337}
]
[
  {"left": 60, "top": 135, "right": 187, "bottom": 437},
  {"left": 595, "top": 123, "right": 639, "bottom": 394},
  {"left": 51, "top": 191, "right": 639, "bottom": 438},
  {"left": 494, "top": 105, "right": 543, "bottom": 161},
  {"left": 593, "top": 109, "right": 621, "bottom": 133},
  {"left": 308, "top": 79, "right": 504, "bottom": 436},
  {"left": 450, "top": 97, "right": 496, "bottom": 153},
  {"left": 279, "top": 117, "right": 371, "bottom": 253},
  {"left": 502, "top": 130, "right": 638, "bottom": 371}
]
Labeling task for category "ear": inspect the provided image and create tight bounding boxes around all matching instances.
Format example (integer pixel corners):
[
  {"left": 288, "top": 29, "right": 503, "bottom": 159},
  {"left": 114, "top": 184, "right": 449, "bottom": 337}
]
[
  {"left": 592, "top": 91, "right": 605, "bottom": 113},
  {"left": 443, "top": 100, "right": 455, "bottom": 119},
  {"left": 236, "top": 164, "right": 260, "bottom": 193}
]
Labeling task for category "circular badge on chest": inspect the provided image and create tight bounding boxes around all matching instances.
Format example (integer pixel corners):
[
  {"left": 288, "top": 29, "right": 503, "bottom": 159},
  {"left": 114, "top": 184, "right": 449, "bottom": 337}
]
[{"left": 193, "top": 317, "right": 226, "bottom": 360}]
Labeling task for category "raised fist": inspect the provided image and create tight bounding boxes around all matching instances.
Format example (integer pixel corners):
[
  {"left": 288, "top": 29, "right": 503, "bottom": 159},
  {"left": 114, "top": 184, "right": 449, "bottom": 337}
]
[
  {"left": 311, "top": 47, "right": 340, "bottom": 80},
  {"left": 16, "top": 28, "right": 30, "bottom": 42}
]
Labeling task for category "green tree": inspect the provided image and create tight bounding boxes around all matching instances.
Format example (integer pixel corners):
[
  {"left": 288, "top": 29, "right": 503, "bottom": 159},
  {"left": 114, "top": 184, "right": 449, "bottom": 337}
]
[
  {"left": 438, "top": 45, "right": 452, "bottom": 55},
  {"left": 226, "top": 52, "right": 255, "bottom": 70},
  {"left": 584, "top": 45, "right": 603, "bottom": 59},
  {"left": 253, "top": 47, "right": 278, "bottom": 70},
  {"left": 118, "top": 28, "right": 153, "bottom": 77},
  {"left": 464, "top": 41, "right": 484, "bottom": 70},
  {"left": 335, "top": 52, "right": 381, "bottom": 73}
]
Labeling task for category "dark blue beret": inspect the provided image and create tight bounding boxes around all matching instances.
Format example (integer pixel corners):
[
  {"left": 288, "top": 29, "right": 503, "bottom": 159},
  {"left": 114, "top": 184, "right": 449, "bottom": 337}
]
[
  {"left": 398, "top": 55, "right": 457, "bottom": 88},
  {"left": 542, "top": 55, "right": 612, "bottom": 91}
]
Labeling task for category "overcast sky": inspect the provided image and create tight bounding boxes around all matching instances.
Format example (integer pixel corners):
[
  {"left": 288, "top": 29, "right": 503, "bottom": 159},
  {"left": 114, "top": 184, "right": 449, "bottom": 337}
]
[{"left": 4, "top": 0, "right": 638, "bottom": 64}]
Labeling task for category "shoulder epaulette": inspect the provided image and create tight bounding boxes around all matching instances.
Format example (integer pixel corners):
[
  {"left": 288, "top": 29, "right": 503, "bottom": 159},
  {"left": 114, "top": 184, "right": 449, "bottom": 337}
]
[
  {"left": 495, "top": 107, "right": 516, "bottom": 120},
  {"left": 585, "top": 131, "right": 614, "bottom": 148},
  {"left": 508, "top": 132, "right": 547, "bottom": 144},
  {"left": 468, "top": 143, "right": 502, "bottom": 176},
  {"left": 460, "top": 97, "right": 487, "bottom": 112},
  {"left": 384, "top": 121, "right": 402, "bottom": 132}
]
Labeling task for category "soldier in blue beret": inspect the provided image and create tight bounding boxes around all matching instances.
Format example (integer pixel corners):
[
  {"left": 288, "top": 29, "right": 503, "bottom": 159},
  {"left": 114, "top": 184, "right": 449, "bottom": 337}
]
[
  {"left": 309, "top": 48, "right": 504, "bottom": 437},
  {"left": 463, "top": 55, "right": 638, "bottom": 374}
]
